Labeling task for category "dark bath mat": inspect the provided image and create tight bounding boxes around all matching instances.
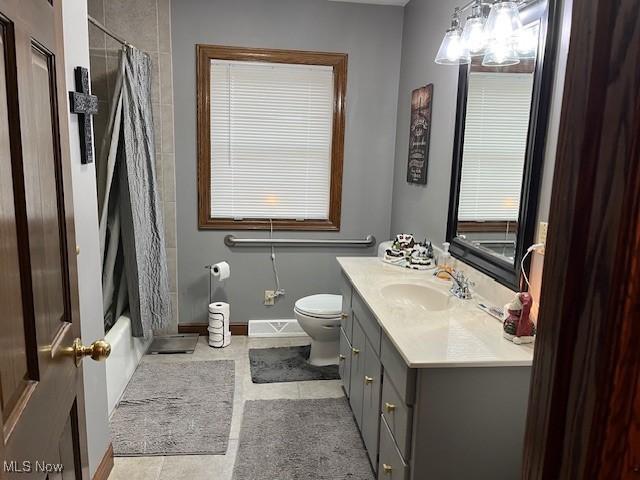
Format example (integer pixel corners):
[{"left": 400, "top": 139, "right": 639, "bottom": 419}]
[
  {"left": 110, "top": 359, "right": 234, "bottom": 456},
  {"left": 232, "top": 398, "right": 374, "bottom": 480},
  {"left": 249, "top": 345, "right": 339, "bottom": 383}
]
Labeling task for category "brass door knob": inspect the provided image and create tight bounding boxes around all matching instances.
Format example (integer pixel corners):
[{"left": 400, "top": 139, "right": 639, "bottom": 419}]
[
  {"left": 384, "top": 402, "right": 396, "bottom": 413},
  {"left": 339, "top": 354, "right": 346, "bottom": 361},
  {"left": 72, "top": 338, "right": 111, "bottom": 367},
  {"left": 341, "top": 313, "right": 349, "bottom": 319},
  {"left": 382, "top": 463, "right": 393, "bottom": 474},
  {"left": 352, "top": 347, "right": 360, "bottom": 355},
  {"left": 364, "top": 375, "right": 373, "bottom": 384}
]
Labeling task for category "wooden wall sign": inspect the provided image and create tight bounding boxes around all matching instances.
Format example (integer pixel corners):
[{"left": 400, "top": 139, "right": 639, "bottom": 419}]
[
  {"left": 69, "top": 67, "right": 98, "bottom": 164},
  {"left": 406, "top": 84, "right": 433, "bottom": 185}
]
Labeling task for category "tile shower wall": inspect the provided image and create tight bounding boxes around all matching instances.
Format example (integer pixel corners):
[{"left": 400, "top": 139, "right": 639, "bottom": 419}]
[{"left": 88, "top": 0, "right": 179, "bottom": 331}]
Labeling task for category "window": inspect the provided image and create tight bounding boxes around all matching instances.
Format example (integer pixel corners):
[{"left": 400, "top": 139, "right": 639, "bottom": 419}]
[
  {"left": 457, "top": 71, "right": 534, "bottom": 222},
  {"left": 197, "top": 45, "right": 347, "bottom": 230}
]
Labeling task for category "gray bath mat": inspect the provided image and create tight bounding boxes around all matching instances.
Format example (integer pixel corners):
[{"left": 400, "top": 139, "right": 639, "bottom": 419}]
[
  {"left": 148, "top": 333, "right": 199, "bottom": 354},
  {"left": 110, "top": 359, "right": 234, "bottom": 456},
  {"left": 249, "top": 345, "right": 339, "bottom": 383},
  {"left": 232, "top": 398, "right": 374, "bottom": 480}
]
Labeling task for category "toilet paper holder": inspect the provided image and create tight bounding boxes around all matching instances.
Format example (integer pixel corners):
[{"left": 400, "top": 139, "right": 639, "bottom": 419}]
[{"left": 204, "top": 264, "right": 224, "bottom": 304}]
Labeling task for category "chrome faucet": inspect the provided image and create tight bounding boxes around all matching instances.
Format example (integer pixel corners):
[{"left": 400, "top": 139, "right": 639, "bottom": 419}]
[{"left": 436, "top": 269, "right": 474, "bottom": 300}]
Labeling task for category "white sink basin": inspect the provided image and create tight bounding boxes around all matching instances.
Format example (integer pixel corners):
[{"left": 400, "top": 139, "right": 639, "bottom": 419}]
[{"left": 381, "top": 283, "right": 453, "bottom": 312}]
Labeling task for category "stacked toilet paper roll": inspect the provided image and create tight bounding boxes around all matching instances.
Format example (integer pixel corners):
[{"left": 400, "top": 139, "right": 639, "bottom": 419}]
[{"left": 208, "top": 302, "right": 231, "bottom": 348}]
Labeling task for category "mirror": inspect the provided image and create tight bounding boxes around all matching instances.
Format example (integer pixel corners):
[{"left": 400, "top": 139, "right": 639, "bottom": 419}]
[{"left": 447, "top": 0, "right": 558, "bottom": 289}]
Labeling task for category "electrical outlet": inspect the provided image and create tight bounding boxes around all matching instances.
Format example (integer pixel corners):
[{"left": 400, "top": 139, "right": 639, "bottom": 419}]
[
  {"left": 537, "top": 222, "right": 548, "bottom": 253},
  {"left": 264, "top": 290, "right": 275, "bottom": 306}
]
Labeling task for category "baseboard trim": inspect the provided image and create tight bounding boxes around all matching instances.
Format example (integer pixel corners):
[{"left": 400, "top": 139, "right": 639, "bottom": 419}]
[
  {"left": 92, "top": 443, "right": 113, "bottom": 480},
  {"left": 178, "top": 323, "right": 248, "bottom": 336}
]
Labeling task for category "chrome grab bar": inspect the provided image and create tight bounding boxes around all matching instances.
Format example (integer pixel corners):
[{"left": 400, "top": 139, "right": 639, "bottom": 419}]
[{"left": 224, "top": 234, "right": 376, "bottom": 248}]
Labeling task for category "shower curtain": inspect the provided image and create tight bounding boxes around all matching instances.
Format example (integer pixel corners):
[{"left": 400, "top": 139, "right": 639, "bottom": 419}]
[{"left": 98, "top": 46, "right": 171, "bottom": 337}]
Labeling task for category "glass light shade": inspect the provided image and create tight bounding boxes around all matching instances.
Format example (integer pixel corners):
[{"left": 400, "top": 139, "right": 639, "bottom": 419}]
[
  {"left": 484, "top": 1, "right": 523, "bottom": 42},
  {"left": 435, "top": 29, "right": 471, "bottom": 65},
  {"left": 461, "top": 16, "right": 487, "bottom": 56},
  {"left": 514, "top": 25, "right": 539, "bottom": 59},
  {"left": 482, "top": 40, "right": 520, "bottom": 66}
]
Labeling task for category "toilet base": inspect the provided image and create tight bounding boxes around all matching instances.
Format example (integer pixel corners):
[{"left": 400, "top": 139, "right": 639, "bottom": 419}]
[{"left": 307, "top": 339, "right": 339, "bottom": 366}]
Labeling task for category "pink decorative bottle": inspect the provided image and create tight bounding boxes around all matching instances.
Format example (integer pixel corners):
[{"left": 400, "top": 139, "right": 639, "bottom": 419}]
[{"left": 503, "top": 292, "right": 536, "bottom": 345}]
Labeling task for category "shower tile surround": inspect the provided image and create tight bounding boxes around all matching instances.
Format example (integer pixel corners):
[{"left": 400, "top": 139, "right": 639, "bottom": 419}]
[{"left": 89, "top": 0, "right": 179, "bottom": 331}]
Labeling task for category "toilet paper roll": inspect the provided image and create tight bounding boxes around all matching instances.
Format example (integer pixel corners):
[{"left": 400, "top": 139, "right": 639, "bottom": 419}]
[
  {"left": 208, "top": 302, "right": 230, "bottom": 348},
  {"left": 211, "top": 261, "right": 230, "bottom": 281}
]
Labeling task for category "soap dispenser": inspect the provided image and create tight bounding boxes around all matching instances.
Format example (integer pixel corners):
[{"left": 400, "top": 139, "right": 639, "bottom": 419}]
[{"left": 436, "top": 242, "right": 454, "bottom": 279}]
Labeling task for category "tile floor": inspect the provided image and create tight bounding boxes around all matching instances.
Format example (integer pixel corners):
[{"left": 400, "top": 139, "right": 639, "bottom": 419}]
[{"left": 107, "top": 335, "right": 345, "bottom": 480}]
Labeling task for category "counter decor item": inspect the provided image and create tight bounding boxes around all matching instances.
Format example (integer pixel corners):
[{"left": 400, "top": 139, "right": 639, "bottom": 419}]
[
  {"left": 502, "top": 292, "right": 536, "bottom": 344},
  {"left": 383, "top": 234, "right": 434, "bottom": 270}
]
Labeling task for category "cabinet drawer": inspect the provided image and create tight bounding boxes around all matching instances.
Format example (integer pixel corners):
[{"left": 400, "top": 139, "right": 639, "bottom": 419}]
[
  {"left": 339, "top": 327, "right": 352, "bottom": 398},
  {"left": 381, "top": 334, "right": 416, "bottom": 405},
  {"left": 340, "top": 273, "right": 353, "bottom": 340},
  {"left": 352, "top": 292, "right": 381, "bottom": 354},
  {"left": 362, "top": 337, "right": 382, "bottom": 472},
  {"left": 378, "top": 415, "right": 408, "bottom": 480},
  {"left": 381, "top": 377, "right": 412, "bottom": 461}
]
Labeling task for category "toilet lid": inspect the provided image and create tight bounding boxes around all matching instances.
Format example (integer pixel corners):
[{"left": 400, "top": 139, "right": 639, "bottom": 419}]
[{"left": 295, "top": 294, "right": 342, "bottom": 318}]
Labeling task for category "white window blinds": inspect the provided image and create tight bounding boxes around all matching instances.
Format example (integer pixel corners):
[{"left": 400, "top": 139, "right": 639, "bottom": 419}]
[
  {"left": 209, "top": 59, "right": 334, "bottom": 220},
  {"left": 458, "top": 72, "right": 534, "bottom": 222}
]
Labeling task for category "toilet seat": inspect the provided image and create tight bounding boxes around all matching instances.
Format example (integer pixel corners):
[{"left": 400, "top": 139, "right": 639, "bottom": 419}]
[{"left": 294, "top": 294, "right": 342, "bottom": 319}]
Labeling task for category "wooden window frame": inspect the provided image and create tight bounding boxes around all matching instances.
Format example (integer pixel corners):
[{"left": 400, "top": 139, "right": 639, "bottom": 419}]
[{"left": 196, "top": 44, "right": 347, "bottom": 231}]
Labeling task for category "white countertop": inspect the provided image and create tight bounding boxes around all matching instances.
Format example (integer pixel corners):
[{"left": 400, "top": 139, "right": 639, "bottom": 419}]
[{"left": 337, "top": 257, "right": 534, "bottom": 368}]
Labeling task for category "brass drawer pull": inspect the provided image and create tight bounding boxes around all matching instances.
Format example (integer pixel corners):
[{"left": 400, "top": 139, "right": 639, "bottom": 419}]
[
  {"left": 339, "top": 354, "right": 346, "bottom": 361},
  {"left": 352, "top": 347, "right": 360, "bottom": 355},
  {"left": 364, "top": 375, "right": 374, "bottom": 384},
  {"left": 384, "top": 402, "right": 396, "bottom": 413},
  {"left": 341, "top": 313, "right": 349, "bottom": 319},
  {"left": 382, "top": 463, "right": 393, "bottom": 474}
]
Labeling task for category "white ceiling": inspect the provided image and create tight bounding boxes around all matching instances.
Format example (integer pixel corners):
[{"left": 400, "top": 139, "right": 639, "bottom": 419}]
[{"left": 328, "top": 0, "right": 409, "bottom": 6}]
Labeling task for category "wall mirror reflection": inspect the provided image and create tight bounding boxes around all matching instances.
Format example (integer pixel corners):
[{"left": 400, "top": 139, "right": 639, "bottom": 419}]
[{"left": 447, "top": 0, "right": 558, "bottom": 289}]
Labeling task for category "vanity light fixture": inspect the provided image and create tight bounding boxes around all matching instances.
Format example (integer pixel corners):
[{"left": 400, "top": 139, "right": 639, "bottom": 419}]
[
  {"left": 481, "top": 40, "right": 521, "bottom": 66},
  {"left": 435, "top": 0, "right": 532, "bottom": 67},
  {"left": 461, "top": 1, "right": 487, "bottom": 56},
  {"left": 514, "top": 24, "right": 539, "bottom": 59},
  {"left": 435, "top": 8, "right": 471, "bottom": 65},
  {"left": 484, "top": 1, "right": 523, "bottom": 42}
]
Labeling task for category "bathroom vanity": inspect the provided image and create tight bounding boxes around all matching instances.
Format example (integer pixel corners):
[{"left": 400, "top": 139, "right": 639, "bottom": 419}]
[{"left": 337, "top": 257, "right": 534, "bottom": 480}]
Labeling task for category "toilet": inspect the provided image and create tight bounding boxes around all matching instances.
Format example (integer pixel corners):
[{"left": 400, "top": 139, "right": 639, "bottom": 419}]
[{"left": 294, "top": 294, "right": 343, "bottom": 366}]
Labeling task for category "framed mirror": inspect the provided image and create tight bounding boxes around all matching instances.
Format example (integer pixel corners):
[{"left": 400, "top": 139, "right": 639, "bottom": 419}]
[{"left": 446, "top": 0, "right": 559, "bottom": 289}]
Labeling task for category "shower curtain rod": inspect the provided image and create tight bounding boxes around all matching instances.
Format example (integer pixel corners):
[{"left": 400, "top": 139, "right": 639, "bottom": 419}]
[{"left": 88, "top": 15, "right": 132, "bottom": 48}]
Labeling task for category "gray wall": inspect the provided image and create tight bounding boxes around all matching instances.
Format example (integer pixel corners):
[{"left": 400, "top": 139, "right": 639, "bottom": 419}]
[
  {"left": 390, "top": 0, "right": 572, "bottom": 245},
  {"left": 172, "top": 0, "right": 404, "bottom": 325}
]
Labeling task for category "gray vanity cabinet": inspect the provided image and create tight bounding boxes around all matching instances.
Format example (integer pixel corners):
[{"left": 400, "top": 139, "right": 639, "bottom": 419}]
[
  {"left": 361, "top": 336, "right": 382, "bottom": 472},
  {"left": 378, "top": 415, "right": 409, "bottom": 480},
  {"left": 339, "top": 328, "right": 352, "bottom": 398},
  {"left": 338, "top": 274, "right": 531, "bottom": 480},
  {"left": 348, "top": 318, "right": 366, "bottom": 427}
]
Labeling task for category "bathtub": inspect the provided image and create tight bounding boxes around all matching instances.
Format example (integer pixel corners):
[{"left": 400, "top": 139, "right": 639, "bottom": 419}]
[{"left": 104, "top": 315, "right": 152, "bottom": 414}]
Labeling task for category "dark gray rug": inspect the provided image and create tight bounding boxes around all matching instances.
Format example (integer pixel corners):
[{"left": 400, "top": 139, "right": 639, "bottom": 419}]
[
  {"left": 249, "top": 345, "right": 340, "bottom": 383},
  {"left": 110, "top": 359, "right": 234, "bottom": 456},
  {"left": 232, "top": 398, "right": 374, "bottom": 480}
]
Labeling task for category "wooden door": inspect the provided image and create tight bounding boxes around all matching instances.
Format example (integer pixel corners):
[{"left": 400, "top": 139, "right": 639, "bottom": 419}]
[
  {"left": 0, "top": 0, "right": 91, "bottom": 478},
  {"left": 522, "top": 0, "right": 640, "bottom": 478}
]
